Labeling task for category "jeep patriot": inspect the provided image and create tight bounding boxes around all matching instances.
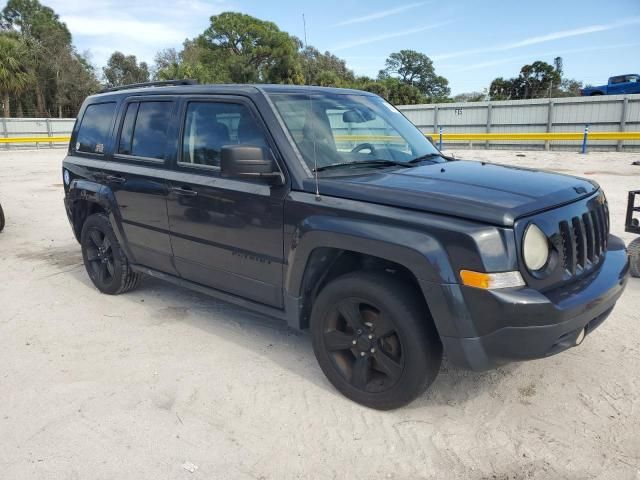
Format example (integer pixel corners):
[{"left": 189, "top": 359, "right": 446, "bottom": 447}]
[{"left": 62, "top": 80, "right": 630, "bottom": 409}]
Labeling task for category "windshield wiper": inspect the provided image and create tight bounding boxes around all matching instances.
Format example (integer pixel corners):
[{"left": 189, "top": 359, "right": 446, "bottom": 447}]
[
  {"left": 408, "top": 153, "right": 444, "bottom": 164},
  {"left": 313, "top": 159, "right": 411, "bottom": 172}
]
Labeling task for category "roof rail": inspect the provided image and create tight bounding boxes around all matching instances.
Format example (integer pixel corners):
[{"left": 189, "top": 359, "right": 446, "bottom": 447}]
[{"left": 99, "top": 79, "right": 198, "bottom": 94}]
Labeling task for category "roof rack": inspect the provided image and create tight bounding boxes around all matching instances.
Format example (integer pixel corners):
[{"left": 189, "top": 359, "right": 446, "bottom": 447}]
[{"left": 99, "top": 79, "right": 198, "bottom": 94}]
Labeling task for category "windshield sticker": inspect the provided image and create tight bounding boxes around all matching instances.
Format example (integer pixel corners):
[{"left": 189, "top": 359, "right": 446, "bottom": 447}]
[{"left": 95, "top": 143, "right": 104, "bottom": 154}]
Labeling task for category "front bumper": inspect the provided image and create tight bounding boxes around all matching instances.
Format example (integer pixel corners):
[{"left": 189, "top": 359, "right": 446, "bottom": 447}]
[{"left": 435, "top": 234, "right": 630, "bottom": 371}]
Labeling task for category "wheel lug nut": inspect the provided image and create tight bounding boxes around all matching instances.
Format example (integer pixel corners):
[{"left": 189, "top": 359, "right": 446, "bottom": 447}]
[
  {"left": 357, "top": 329, "right": 362, "bottom": 335},
  {"left": 352, "top": 340, "right": 357, "bottom": 345},
  {"left": 370, "top": 348, "right": 376, "bottom": 354},
  {"left": 368, "top": 334, "right": 373, "bottom": 340},
  {"left": 360, "top": 352, "right": 366, "bottom": 357}
]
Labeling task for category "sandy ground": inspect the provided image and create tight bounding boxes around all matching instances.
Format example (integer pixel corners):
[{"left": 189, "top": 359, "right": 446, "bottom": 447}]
[{"left": 0, "top": 148, "right": 639, "bottom": 480}]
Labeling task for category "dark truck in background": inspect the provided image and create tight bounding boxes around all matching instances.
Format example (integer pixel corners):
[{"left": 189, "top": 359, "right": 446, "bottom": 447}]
[
  {"left": 62, "top": 81, "right": 630, "bottom": 409},
  {"left": 581, "top": 74, "right": 640, "bottom": 96}
]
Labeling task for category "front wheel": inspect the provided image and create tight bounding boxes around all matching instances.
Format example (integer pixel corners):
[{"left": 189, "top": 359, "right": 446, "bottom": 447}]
[
  {"left": 81, "top": 213, "right": 141, "bottom": 294},
  {"left": 0, "top": 202, "right": 4, "bottom": 232},
  {"left": 310, "top": 272, "right": 442, "bottom": 410}
]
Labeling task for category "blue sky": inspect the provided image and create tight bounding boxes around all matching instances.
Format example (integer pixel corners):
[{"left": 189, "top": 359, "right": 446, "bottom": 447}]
[{"left": 28, "top": 0, "right": 640, "bottom": 94}]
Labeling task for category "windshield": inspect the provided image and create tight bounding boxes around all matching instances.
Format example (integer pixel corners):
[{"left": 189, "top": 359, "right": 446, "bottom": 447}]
[{"left": 268, "top": 92, "right": 442, "bottom": 173}]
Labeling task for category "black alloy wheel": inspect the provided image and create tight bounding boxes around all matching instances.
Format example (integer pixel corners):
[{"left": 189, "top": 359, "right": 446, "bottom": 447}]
[
  {"left": 80, "top": 213, "right": 141, "bottom": 295},
  {"left": 311, "top": 272, "right": 442, "bottom": 410},
  {"left": 85, "top": 227, "right": 115, "bottom": 285},
  {"left": 323, "top": 297, "right": 404, "bottom": 393}
]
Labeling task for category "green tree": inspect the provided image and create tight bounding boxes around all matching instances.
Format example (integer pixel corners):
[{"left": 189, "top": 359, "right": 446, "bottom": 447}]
[
  {"left": 557, "top": 78, "right": 583, "bottom": 97},
  {"left": 153, "top": 41, "right": 231, "bottom": 84},
  {"left": 380, "top": 49, "right": 450, "bottom": 101},
  {"left": 56, "top": 50, "right": 100, "bottom": 116},
  {"left": 453, "top": 91, "right": 486, "bottom": 102},
  {"left": 299, "top": 46, "right": 354, "bottom": 86},
  {"left": 360, "top": 78, "right": 426, "bottom": 105},
  {"left": 489, "top": 77, "right": 515, "bottom": 100},
  {"left": 2, "top": 0, "right": 72, "bottom": 115},
  {"left": 517, "top": 61, "right": 561, "bottom": 99},
  {"left": 1, "top": 0, "right": 98, "bottom": 117},
  {"left": 103, "top": 51, "right": 150, "bottom": 87},
  {"left": 489, "top": 59, "right": 564, "bottom": 100},
  {"left": 0, "top": 33, "right": 32, "bottom": 116},
  {"left": 197, "top": 12, "right": 303, "bottom": 84}
]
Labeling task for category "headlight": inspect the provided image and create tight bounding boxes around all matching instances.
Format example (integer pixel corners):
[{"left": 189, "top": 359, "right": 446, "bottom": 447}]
[{"left": 523, "top": 223, "right": 549, "bottom": 271}]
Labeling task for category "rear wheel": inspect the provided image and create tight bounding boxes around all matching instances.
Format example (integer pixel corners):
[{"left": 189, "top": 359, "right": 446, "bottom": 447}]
[
  {"left": 310, "top": 272, "right": 442, "bottom": 410},
  {"left": 0, "top": 202, "right": 4, "bottom": 232},
  {"left": 81, "top": 213, "right": 141, "bottom": 294},
  {"left": 629, "top": 237, "right": 640, "bottom": 278}
]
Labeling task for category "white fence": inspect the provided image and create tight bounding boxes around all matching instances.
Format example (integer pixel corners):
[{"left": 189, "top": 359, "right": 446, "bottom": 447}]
[
  {"left": 1, "top": 117, "right": 75, "bottom": 149},
  {"left": 397, "top": 93, "right": 640, "bottom": 151},
  {"left": 2, "top": 93, "right": 640, "bottom": 151}
]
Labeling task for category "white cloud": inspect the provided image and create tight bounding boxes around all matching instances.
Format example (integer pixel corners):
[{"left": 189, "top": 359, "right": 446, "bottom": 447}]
[
  {"left": 333, "top": 22, "right": 449, "bottom": 51},
  {"left": 444, "top": 42, "right": 640, "bottom": 73},
  {"left": 43, "top": 0, "right": 234, "bottom": 68},
  {"left": 333, "top": 2, "right": 426, "bottom": 27},
  {"left": 63, "top": 16, "right": 189, "bottom": 44},
  {"left": 433, "top": 17, "right": 640, "bottom": 61}
]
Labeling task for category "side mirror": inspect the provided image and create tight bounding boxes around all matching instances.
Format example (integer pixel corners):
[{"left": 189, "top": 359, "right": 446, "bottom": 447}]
[{"left": 220, "top": 145, "right": 283, "bottom": 185}]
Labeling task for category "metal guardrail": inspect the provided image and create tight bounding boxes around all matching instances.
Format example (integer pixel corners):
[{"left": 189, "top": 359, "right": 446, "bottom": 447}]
[
  {"left": 2, "top": 131, "right": 640, "bottom": 145},
  {"left": 334, "top": 132, "right": 640, "bottom": 142},
  {"left": 0, "top": 136, "right": 70, "bottom": 144}
]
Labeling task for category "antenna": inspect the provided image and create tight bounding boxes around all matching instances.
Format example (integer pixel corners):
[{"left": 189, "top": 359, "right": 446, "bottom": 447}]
[{"left": 303, "top": 13, "right": 321, "bottom": 200}]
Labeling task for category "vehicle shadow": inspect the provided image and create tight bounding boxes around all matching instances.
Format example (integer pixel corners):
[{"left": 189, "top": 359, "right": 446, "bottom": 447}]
[
  {"left": 65, "top": 268, "right": 334, "bottom": 393},
  {"left": 65, "top": 266, "right": 518, "bottom": 407}
]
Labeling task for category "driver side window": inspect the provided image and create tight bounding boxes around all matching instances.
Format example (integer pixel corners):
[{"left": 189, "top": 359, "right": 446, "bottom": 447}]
[{"left": 180, "top": 101, "right": 269, "bottom": 168}]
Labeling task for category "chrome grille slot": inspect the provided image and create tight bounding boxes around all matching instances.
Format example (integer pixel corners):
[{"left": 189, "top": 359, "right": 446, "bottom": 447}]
[{"left": 559, "top": 201, "right": 608, "bottom": 277}]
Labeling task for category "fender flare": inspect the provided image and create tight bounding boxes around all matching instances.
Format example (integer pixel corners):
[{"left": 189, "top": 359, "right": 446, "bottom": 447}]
[
  {"left": 66, "top": 180, "right": 131, "bottom": 258},
  {"left": 285, "top": 215, "right": 456, "bottom": 298}
]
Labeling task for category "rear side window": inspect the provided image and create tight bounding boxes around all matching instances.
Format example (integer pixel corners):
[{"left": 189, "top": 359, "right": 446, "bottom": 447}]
[
  {"left": 117, "top": 101, "right": 173, "bottom": 160},
  {"left": 118, "top": 103, "right": 139, "bottom": 155},
  {"left": 76, "top": 102, "right": 116, "bottom": 154}
]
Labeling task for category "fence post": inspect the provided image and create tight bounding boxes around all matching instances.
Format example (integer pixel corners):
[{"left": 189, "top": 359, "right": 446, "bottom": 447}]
[
  {"left": 1, "top": 117, "right": 8, "bottom": 150},
  {"left": 618, "top": 96, "right": 628, "bottom": 152},
  {"left": 439, "top": 127, "right": 443, "bottom": 150},
  {"left": 46, "top": 118, "right": 53, "bottom": 148},
  {"left": 485, "top": 103, "right": 492, "bottom": 150},
  {"left": 433, "top": 104, "right": 439, "bottom": 142},
  {"left": 581, "top": 124, "right": 589, "bottom": 154},
  {"left": 545, "top": 100, "right": 554, "bottom": 151}
]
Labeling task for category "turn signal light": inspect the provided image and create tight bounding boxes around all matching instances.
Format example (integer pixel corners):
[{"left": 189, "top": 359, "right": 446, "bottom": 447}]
[{"left": 460, "top": 270, "right": 525, "bottom": 290}]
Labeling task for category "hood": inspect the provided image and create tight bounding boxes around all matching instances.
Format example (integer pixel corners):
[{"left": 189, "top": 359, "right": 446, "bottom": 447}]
[{"left": 306, "top": 160, "right": 599, "bottom": 226}]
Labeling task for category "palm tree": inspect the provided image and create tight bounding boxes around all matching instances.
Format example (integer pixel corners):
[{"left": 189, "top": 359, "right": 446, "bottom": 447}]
[{"left": 0, "top": 34, "right": 32, "bottom": 117}]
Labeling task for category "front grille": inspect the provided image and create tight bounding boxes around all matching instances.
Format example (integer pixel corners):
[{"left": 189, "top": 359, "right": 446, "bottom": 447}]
[{"left": 559, "top": 200, "right": 609, "bottom": 276}]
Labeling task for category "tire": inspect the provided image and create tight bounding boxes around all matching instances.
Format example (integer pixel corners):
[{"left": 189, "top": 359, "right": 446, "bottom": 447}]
[
  {"left": 310, "top": 271, "right": 442, "bottom": 410},
  {"left": 80, "top": 213, "right": 141, "bottom": 294},
  {"left": 629, "top": 237, "right": 640, "bottom": 278},
  {"left": 0, "top": 203, "right": 4, "bottom": 232}
]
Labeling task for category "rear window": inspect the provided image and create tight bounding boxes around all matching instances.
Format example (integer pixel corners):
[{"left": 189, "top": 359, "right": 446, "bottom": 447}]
[
  {"left": 117, "top": 101, "right": 173, "bottom": 160},
  {"left": 76, "top": 102, "right": 116, "bottom": 154}
]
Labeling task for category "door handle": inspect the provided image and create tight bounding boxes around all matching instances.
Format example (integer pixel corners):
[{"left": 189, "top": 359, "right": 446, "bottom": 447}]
[
  {"left": 106, "top": 174, "right": 126, "bottom": 184},
  {"left": 170, "top": 186, "right": 198, "bottom": 197}
]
